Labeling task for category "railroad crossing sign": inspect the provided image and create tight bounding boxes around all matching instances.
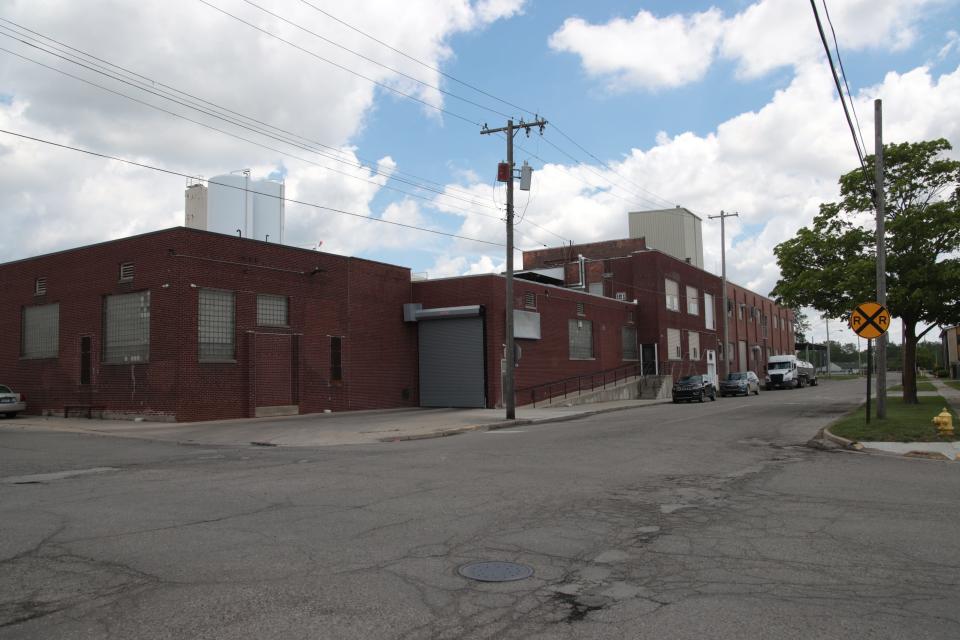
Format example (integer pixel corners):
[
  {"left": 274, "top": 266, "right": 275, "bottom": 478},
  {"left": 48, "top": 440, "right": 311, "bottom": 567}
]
[{"left": 849, "top": 301, "right": 890, "bottom": 339}]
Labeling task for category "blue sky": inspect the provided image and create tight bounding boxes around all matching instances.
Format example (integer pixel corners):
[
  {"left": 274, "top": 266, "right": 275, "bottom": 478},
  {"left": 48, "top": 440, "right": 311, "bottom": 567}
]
[{"left": 1, "top": 0, "right": 958, "bottom": 344}]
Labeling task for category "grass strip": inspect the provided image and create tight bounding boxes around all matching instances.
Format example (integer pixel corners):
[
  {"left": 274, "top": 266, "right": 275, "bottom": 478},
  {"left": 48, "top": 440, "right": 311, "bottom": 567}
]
[
  {"left": 887, "top": 381, "right": 937, "bottom": 392},
  {"left": 829, "top": 395, "right": 958, "bottom": 442}
]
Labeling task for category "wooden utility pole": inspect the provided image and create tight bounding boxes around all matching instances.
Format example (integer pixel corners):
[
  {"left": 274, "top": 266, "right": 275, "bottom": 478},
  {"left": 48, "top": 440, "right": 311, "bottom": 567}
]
[
  {"left": 874, "top": 99, "right": 887, "bottom": 418},
  {"left": 708, "top": 210, "right": 738, "bottom": 378},
  {"left": 481, "top": 117, "right": 547, "bottom": 420}
]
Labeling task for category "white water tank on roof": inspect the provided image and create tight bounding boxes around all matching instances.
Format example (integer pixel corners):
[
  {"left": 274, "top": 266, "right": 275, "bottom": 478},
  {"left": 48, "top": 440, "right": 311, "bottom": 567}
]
[{"left": 186, "top": 172, "right": 284, "bottom": 242}]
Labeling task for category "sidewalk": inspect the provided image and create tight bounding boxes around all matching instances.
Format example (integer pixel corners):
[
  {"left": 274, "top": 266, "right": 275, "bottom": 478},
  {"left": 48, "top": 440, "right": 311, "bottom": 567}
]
[{"left": 0, "top": 397, "right": 672, "bottom": 447}]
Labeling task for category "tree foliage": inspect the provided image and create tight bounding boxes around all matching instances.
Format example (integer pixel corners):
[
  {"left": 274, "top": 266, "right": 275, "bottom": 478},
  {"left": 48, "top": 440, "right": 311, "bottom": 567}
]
[{"left": 772, "top": 139, "right": 960, "bottom": 403}]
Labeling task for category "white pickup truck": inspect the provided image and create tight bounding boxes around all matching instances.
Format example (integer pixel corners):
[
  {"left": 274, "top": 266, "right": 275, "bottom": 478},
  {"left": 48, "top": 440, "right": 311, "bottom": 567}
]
[{"left": 765, "top": 355, "right": 817, "bottom": 390}]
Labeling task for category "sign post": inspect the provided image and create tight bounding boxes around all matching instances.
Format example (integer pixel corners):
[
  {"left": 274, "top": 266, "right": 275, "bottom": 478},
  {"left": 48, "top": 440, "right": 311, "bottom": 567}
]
[{"left": 849, "top": 301, "right": 890, "bottom": 424}]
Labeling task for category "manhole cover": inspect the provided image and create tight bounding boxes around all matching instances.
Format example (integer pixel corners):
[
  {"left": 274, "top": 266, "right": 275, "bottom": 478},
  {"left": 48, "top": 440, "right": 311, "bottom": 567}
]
[{"left": 457, "top": 561, "right": 534, "bottom": 582}]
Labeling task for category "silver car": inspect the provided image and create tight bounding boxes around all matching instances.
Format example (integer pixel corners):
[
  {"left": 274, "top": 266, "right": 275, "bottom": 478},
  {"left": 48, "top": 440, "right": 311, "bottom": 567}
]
[
  {"left": 719, "top": 371, "right": 760, "bottom": 397},
  {"left": 0, "top": 384, "right": 26, "bottom": 418}
]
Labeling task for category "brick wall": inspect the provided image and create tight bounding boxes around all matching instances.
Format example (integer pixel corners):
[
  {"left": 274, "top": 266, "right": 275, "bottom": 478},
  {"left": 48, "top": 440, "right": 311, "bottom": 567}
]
[
  {"left": 414, "top": 275, "right": 638, "bottom": 407},
  {"left": 0, "top": 227, "right": 417, "bottom": 422}
]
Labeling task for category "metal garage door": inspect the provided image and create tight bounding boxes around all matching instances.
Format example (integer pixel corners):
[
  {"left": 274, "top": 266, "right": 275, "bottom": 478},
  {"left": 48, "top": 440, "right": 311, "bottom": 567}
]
[{"left": 418, "top": 315, "right": 486, "bottom": 408}]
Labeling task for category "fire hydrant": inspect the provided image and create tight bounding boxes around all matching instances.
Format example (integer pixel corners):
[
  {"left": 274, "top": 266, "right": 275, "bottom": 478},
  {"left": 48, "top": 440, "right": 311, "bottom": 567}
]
[{"left": 932, "top": 408, "right": 954, "bottom": 437}]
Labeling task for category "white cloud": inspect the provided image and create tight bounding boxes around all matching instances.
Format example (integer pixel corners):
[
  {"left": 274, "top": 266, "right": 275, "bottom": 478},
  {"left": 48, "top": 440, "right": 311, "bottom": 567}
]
[
  {"left": 548, "top": 9, "right": 725, "bottom": 90},
  {"left": 434, "top": 61, "right": 960, "bottom": 302},
  {"left": 0, "top": 0, "right": 524, "bottom": 262},
  {"left": 938, "top": 30, "right": 960, "bottom": 60},
  {"left": 548, "top": 0, "right": 937, "bottom": 90}
]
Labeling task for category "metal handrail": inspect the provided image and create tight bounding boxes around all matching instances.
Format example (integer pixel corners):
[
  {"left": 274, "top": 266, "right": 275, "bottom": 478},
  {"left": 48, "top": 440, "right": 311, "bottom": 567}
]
[{"left": 516, "top": 362, "right": 652, "bottom": 407}]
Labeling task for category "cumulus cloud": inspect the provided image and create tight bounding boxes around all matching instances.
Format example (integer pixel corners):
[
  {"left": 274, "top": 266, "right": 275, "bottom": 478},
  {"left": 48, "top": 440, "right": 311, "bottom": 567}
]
[
  {"left": 0, "top": 0, "right": 524, "bottom": 262},
  {"left": 548, "top": 9, "right": 725, "bottom": 90},
  {"left": 434, "top": 60, "right": 960, "bottom": 306},
  {"left": 548, "top": 0, "right": 937, "bottom": 91}
]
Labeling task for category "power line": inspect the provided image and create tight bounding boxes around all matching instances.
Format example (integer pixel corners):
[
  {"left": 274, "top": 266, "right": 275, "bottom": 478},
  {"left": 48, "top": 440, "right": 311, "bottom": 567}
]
[
  {"left": 237, "top": 0, "right": 513, "bottom": 120},
  {"left": 296, "top": 0, "right": 536, "bottom": 119},
  {"left": 300, "top": 0, "right": 675, "bottom": 214},
  {"left": 0, "top": 35, "right": 505, "bottom": 217},
  {"left": 197, "top": 0, "right": 483, "bottom": 126},
  {"left": 809, "top": 0, "right": 869, "bottom": 177},
  {"left": 215, "top": 0, "right": 688, "bottom": 218},
  {"left": 0, "top": 128, "right": 507, "bottom": 248},
  {"left": 0, "top": 27, "right": 556, "bottom": 250},
  {"left": 820, "top": 0, "right": 868, "bottom": 160},
  {"left": 0, "top": 17, "right": 491, "bottom": 206}
]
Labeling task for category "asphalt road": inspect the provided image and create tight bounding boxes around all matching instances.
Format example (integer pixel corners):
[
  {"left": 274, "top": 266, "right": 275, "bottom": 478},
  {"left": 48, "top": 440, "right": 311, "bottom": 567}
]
[{"left": 2, "top": 379, "right": 959, "bottom": 639}]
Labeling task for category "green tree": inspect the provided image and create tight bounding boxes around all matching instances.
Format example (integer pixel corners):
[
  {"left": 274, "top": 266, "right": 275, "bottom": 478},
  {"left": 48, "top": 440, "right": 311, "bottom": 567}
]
[
  {"left": 772, "top": 139, "right": 960, "bottom": 404},
  {"left": 792, "top": 308, "right": 811, "bottom": 344}
]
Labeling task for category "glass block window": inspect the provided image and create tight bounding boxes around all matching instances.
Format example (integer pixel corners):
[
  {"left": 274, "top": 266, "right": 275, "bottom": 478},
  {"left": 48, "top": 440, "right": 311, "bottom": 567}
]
[
  {"left": 686, "top": 286, "right": 699, "bottom": 315},
  {"left": 34, "top": 277, "right": 47, "bottom": 296},
  {"left": 198, "top": 289, "right": 235, "bottom": 361},
  {"left": 22, "top": 303, "right": 59, "bottom": 359},
  {"left": 103, "top": 291, "right": 150, "bottom": 363},
  {"left": 330, "top": 336, "right": 343, "bottom": 382},
  {"left": 568, "top": 319, "right": 593, "bottom": 359},
  {"left": 257, "top": 294, "right": 288, "bottom": 327},
  {"left": 665, "top": 279, "right": 679, "bottom": 311},
  {"left": 622, "top": 326, "right": 638, "bottom": 361}
]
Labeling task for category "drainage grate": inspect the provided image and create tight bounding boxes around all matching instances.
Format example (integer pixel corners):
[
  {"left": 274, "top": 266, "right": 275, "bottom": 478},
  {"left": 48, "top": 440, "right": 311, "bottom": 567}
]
[{"left": 458, "top": 561, "right": 534, "bottom": 582}]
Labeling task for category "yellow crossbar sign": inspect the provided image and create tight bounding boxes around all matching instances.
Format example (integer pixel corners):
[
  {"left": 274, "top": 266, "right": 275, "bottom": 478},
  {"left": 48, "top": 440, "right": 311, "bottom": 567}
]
[{"left": 848, "top": 301, "right": 890, "bottom": 339}]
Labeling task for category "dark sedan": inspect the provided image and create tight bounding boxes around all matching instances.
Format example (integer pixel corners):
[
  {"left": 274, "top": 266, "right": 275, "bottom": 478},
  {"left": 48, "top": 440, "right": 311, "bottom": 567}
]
[
  {"left": 672, "top": 375, "right": 716, "bottom": 403},
  {"left": 719, "top": 371, "right": 761, "bottom": 397}
]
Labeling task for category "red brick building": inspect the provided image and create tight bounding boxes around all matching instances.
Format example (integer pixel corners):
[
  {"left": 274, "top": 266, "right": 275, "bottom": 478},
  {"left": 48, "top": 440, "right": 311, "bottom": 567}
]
[
  {"left": 0, "top": 228, "right": 794, "bottom": 421},
  {"left": 0, "top": 227, "right": 418, "bottom": 421},
  {"left": 521, "top": 238, "right": 795, "bottom": 380}
]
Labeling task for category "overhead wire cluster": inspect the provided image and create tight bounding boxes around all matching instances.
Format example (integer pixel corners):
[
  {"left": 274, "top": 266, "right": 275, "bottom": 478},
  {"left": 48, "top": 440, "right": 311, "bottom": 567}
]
[
  {"left": 0, "top": 0, "right": 690, "bottom": 253},
  {"left": 809, "top": 0, "right": 870, "bottom": 180}
]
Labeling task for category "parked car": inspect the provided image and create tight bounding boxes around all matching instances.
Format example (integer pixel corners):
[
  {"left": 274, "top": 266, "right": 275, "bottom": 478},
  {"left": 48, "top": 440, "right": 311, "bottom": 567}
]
[
  {"left": 720, "top": 371, "right": 761, "bottom": 397},
  {"left": 672, "top": 375, "right": 717, "bottom": 403},
  {"left": 0, "top": 384, "right": 26, "bottom": 418}
]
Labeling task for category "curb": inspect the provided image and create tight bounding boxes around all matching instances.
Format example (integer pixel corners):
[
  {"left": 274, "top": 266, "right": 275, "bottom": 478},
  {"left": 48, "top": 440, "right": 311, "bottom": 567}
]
[
  {"left": 821, "top": 427, "right": 862, "bottom": 450},
  {"left": 381, "top": 398, "right": 674, "bottom": 443}
]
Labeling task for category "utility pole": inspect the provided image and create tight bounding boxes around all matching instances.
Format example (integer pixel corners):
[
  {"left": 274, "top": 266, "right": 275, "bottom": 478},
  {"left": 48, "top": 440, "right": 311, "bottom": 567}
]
[
  {"left": 825, "top": 316, "right": 831, "bottom": 376},
  {"left": 708, "top": 210, "right": 738, "bottom": 378},
  {"left": 481, "top": 117, "right": 547, "bottom": 420},
  {"left": 874, "top": 99, "right": 887, "bottom": 418}
]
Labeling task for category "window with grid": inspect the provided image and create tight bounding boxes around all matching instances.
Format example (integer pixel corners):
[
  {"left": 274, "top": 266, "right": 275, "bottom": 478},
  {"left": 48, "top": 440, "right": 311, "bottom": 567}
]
[
  {"left": 198, "top": 289, "right": 235, "bottom": 361},
  {"left": 524, "top": 292, "right": 536, "bottom": 310},
  {"left": 257, "top": 294, "right": 288, "bottom": 327},
  {"left": 568, "top": 319, "right": 593, "bottom": 359},
  {"left": 22, "top": 303, "right": 59, "bottom": 359},
  {"left": 103, "top": 291, "right": 150, "bottom": 363},
  {"left": 34, "top": 277, "right": 47, "bottom": 296},
  {"left": 615, "top": 292, "right": 626, "bottom": 301},
  {"left": 621, "top": 327, "right": 638, "bottom": 361},
  {"left": 686, "top": 286, "right": 699, "bottom": 315},
  {"left": 665, "top": 279, "right": 679, "bottom": 311}
]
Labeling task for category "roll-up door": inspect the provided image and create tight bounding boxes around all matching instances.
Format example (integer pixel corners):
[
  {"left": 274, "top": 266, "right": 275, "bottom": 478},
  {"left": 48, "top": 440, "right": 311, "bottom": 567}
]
[{"left": 418, "top": 312, "right": 486, "bottom": 408}]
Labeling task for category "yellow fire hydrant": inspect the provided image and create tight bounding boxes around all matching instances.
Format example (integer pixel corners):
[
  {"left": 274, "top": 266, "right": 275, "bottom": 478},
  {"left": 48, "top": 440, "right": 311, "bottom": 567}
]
[{"left": 932, "top": 408, "right": 954, "bottom": 437}]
